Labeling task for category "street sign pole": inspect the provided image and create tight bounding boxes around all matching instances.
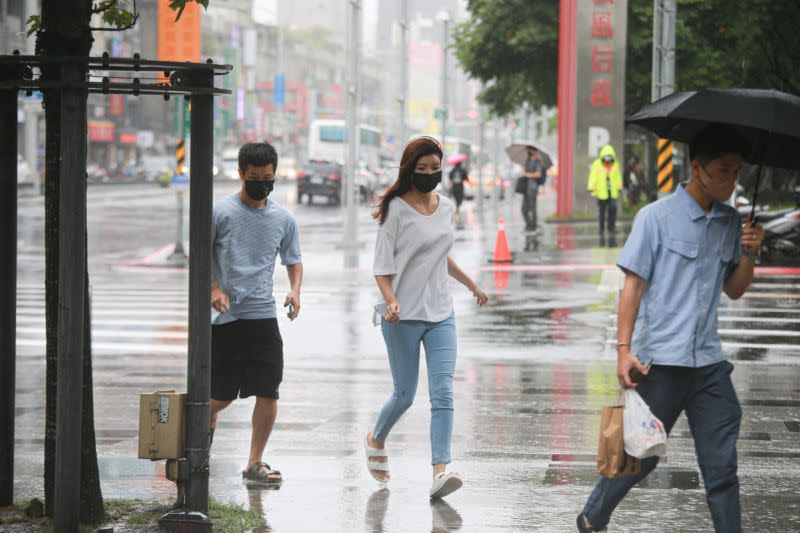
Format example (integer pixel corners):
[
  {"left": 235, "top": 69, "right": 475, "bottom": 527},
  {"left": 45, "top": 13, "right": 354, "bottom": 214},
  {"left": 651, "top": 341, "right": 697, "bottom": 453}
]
[
  {"left": 476, "top": 105, "right": 485, "bottom": 217},
  {"left": 439, "top": 11, "right": 450, "bottom": 144},
  {"left": 184, "top": 69, "right": 214, "bottom": 518},
  {"left": 652, "top": 0, "right": 676, "bottom": 198},
  {"left": 398, "top": 0, "right": 408, "bottom": 150},
  {"left": 492, "top": 118, "right": 500, "bottom": 218},
  {"left": 344, "top": 0, "right": 361, "bottom": 265},
  {"left": 170, "top": 99, "right": 190, "bottom": 262}
]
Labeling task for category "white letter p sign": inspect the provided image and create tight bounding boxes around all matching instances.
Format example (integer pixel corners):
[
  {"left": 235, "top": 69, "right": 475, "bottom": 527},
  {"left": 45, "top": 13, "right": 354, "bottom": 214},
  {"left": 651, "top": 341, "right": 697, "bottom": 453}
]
[{"left": 588, "top": 127, "right": 610, "bottom": 157}]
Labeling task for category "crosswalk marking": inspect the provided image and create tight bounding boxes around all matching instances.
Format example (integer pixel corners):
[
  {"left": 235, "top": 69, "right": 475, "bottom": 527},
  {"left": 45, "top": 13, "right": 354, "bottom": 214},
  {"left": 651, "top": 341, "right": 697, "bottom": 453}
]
[
  {"left": 718, "top": 316, "right": 800, "bottom": 324},
  {"left": 16, "top": 326, "right": 188, "bottom": 340},
  {"left": 720, "top": 341, "right": 800, "bottom": 351},
  {"left": 18, "top": 309, "right": 188, "bottom": 318},
  {"left": 17, "top": 317, "right": 187, "bottom": 328},
  {"left": 749, "top": 282, "right": 800, "bottom": 290},
  {"left": 16, "top": 338, "right": 188, "bottom": 355},
  {"left": 603, "top": 282, "right": 800, "bottom": 355},
  {"left": 14, "top": 284, "right": 337, "bottom": 355},
  {"left": 718, "top": 328, "right": 800, "bottom": 337}
]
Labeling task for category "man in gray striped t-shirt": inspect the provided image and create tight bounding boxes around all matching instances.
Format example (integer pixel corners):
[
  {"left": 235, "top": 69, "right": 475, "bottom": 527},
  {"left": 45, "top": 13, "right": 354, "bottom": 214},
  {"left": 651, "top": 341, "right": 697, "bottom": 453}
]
[{"left": 208, "top": 142, "right": 303, "bottom": 486}]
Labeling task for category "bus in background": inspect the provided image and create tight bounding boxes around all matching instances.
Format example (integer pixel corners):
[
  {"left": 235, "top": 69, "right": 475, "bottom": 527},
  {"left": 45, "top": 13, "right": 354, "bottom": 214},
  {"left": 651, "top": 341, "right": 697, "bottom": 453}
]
[{"left": 307, "top": 119, "right": 382, "bottom": 170}]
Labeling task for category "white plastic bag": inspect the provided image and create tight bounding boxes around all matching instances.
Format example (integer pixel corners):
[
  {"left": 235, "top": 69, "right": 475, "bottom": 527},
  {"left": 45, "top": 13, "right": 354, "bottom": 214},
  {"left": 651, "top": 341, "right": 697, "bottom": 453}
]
[{"left": 623, "top": 389, "right": 667, "bottom": 459}]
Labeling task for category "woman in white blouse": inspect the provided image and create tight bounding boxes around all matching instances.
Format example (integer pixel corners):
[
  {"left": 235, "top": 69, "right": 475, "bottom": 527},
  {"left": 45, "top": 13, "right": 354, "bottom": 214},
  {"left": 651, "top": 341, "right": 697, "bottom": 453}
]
[{"left": 365, "top": 136, "right": 488, "bottom": 499}]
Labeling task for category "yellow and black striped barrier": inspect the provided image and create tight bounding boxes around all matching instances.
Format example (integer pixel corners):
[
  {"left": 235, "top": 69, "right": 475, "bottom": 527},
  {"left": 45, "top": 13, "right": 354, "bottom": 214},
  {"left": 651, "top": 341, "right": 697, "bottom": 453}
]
[
  {"left": 657, "top": 139, "right": 674, "bottom": 193},
  {"left": 176, "top": 139, "right": 185, "bottom": 175}
]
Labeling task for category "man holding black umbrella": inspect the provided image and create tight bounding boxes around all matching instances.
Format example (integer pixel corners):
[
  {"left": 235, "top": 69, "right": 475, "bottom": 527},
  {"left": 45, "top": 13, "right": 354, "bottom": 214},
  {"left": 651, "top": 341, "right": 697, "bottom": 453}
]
[{"left": 577, "top": 124, "right": 764, "bottom": 533}]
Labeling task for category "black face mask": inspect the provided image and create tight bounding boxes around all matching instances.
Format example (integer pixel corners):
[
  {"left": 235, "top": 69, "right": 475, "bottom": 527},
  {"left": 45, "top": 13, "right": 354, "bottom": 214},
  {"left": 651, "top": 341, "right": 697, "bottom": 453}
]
[
  {"left": 412, "top": 170, "right": 442, "bottom": 193},
  {"left": 244, "top": 180, "right": 274, "bottom": 201}
]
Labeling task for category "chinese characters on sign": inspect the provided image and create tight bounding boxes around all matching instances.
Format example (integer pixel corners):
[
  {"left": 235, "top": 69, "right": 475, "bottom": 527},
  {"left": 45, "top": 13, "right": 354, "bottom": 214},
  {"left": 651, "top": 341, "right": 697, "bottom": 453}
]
[
  {"left": 573, "top": 0, "right": 628, "bottom": 211},
  {"left": 590, "top": 8, "right": 614, "bottom": 107}
]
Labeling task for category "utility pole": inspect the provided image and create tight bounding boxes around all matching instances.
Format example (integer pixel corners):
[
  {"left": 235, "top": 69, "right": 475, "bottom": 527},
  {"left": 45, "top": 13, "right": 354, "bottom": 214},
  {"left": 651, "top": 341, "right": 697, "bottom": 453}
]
[
  {"left": 183, "top": 67, "right": 215, "bottom": 519},
  {"left": 651, "top": 0, "right": 676, "bottom": 102},
  {"left": 277, "top": 25, "right": 286, "bottom": 155},
  {"left": 492, "top": 118, "right": 500, "bottom": 218},
  {"left": 476, "top": 105, "right": 485, "bottom": 216},
  {"left": 523, "top": 102, "right": 530, "bottom": 140},
  {"left": 397, "top": 0, "right": 408, "bottom": 151},
  {"left": 24, "top": 0, "right": 39, "bottom": 194},
  {"left": 344, "top": 0, "right": 361, "bottom": 258},
  {"left": 438, "top": 10, "right": 450, "bottom": 145},
  {"left": 651, "top": 0, "right": 676, "bottom": 198}
]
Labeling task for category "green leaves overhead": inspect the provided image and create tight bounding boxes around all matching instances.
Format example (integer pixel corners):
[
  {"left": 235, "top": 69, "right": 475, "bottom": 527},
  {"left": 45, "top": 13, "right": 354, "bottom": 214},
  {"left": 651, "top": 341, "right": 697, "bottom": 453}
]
[
  {"left": 452, "top": 0, "right": 559, "bottom": 117},
  {"left": 453, "top": 0, "right": 800, "bottom": 117},
  {"left": 169, "top": 0, "right": 210, "bottom": 22}
]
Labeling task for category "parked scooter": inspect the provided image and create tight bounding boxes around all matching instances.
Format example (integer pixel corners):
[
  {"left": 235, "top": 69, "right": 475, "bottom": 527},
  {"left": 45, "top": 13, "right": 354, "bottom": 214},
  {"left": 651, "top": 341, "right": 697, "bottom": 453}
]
[{"left": 754, "top": 186, "right": 800, "bottom": 259}]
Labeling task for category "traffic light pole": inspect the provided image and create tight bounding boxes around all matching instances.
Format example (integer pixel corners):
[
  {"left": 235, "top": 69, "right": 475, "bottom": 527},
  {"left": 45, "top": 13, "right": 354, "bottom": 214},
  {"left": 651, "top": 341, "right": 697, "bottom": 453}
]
[
  {"left": 344, "top": 0, "right": 361, "bottom": 265},
  {"left": 439, "top": 12, "right": 449, "bottom": 144},
  {"left": 398, "top": 0, "right": 408, "bottom": 150},
  {"left": 651, "top": 0, "right": 676, "bottom": 197},
  {"left": 169, "top": 99, "right": 189, "bottom": 262}
]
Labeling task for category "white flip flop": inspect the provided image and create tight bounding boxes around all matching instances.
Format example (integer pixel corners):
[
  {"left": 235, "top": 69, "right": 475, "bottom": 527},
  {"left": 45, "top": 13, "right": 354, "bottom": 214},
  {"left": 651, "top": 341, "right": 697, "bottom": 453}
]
[
  {"left": 364, "top": 434, "right": 390, "bottom": 482},
  {"left": 429, "top": 471, "right": 463, "bottom": 499}
]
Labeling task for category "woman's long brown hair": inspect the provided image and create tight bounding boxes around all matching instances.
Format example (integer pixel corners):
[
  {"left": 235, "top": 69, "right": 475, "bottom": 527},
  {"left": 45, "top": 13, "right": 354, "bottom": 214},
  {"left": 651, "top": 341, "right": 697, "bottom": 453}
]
[{"left": 372, "top": 136, "right": 443, "bottom": 224}]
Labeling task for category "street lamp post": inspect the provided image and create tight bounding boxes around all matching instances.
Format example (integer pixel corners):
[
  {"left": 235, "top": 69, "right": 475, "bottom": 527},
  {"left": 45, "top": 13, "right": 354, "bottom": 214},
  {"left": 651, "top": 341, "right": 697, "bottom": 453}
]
[
  {"left": 344, "top": 0, "right": 361, "bottom": 261},
  {"left": 476, "top": 105, "right": 485, "bottom": 216},
  {"left": 437, "top": 10, "right": 450, "bottom": 146},
  {"left": 492, "top": 118, "right": 500, "bottom": 218},
  {"left": 398, "top": 0, "right": 408, "bottom": 151}
]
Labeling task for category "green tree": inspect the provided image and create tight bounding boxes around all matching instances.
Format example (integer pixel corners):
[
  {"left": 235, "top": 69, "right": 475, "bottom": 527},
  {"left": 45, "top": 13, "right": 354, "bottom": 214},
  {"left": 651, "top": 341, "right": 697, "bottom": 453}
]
[
  {"left": 452, "top": 0, "right": 559, "bottom": 116},
  {"left": 453, "top": 0, "right": 800, "bottom": 117},
  {"left": 30, "top": 0, "right": 208, "bottom": 524}
]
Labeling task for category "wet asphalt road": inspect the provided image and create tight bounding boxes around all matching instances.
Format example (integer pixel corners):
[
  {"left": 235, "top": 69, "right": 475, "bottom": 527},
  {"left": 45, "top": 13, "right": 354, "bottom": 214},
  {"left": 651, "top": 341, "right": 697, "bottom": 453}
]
[{"left": 10, "top": 181, "right": 800, "bottom": 532}]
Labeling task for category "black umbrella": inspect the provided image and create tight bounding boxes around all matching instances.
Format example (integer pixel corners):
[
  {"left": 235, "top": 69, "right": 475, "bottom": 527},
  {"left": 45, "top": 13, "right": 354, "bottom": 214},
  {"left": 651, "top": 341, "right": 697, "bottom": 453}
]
[{"left": 627, "top": 88, "right": 800, "bottom": 219}]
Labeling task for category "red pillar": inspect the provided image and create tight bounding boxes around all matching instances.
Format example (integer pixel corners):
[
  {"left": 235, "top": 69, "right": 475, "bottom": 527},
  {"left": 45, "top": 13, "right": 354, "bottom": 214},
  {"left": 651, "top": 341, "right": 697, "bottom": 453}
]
[{"left": 557, "top": 0, "right": 577, "bottom": 216}]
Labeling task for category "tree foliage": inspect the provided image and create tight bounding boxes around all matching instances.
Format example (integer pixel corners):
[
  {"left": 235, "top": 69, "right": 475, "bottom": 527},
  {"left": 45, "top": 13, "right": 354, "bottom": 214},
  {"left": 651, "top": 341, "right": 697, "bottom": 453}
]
[
  {"left": 452, "top": 0, "right": 559, "bottom": 116},
  {"left": 453, "top": 0, "right": 800, "bottom": 117}
]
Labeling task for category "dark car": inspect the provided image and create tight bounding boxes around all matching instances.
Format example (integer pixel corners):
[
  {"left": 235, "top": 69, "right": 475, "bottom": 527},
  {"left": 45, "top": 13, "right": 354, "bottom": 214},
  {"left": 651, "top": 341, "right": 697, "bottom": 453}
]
[{"left": 297, "top": 160, "right": 343, "bottom": 205}]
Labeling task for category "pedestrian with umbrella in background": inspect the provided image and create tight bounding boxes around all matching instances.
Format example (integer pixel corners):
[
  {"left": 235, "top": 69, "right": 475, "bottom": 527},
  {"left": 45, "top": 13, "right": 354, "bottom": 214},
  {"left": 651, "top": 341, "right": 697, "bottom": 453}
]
[
  {"left": 506, "top": 142, "right": 553, "bottom": 232},
  {"left": 578, "top": 88, "right": 800, "bottom": 533}
]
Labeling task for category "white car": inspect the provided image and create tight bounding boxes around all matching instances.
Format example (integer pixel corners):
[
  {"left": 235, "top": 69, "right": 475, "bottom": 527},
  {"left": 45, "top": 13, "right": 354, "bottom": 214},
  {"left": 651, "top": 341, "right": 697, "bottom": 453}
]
[
  {"left": 220, "top": 148, "right": 239, "bottom": 180},
  {"left": 277, "top": 157, "right": 298, "bottom": 180}
]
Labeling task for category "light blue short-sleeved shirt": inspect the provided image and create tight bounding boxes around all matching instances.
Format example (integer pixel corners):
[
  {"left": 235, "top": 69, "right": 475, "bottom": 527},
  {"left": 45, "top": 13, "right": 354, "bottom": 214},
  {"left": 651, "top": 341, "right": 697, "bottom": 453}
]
[
  {"left": 211, "top": 193, "right": 302, "bottom": 325},
  {"left": 618, "top": 184, "right": 742, "bottom": 367}
]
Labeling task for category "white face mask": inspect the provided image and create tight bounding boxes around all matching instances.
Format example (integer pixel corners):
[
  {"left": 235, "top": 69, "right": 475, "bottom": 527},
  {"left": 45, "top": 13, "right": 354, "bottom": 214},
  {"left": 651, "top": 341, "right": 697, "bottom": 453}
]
[{"left": 697, "top": 164, "right": 736, "bottom": 203}]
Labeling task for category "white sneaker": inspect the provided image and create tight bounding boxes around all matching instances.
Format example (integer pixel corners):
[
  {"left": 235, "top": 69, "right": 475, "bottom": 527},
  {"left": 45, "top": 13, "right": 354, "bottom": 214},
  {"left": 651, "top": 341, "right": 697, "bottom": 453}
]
[{"left": 429, "top": 471, "right": 462, "bottom": 499}]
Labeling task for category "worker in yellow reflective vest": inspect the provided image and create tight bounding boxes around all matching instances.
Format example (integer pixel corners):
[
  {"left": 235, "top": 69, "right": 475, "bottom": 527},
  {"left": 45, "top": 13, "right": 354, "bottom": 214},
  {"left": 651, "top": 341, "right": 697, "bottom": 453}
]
[{"left": 588, "top": 144, "right": 623, "bottom": 247}]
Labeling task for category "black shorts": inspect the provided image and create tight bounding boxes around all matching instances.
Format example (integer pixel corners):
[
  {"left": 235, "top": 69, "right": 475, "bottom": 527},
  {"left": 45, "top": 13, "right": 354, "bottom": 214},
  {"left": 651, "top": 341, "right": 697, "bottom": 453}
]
[{"left": 211, "top": 318, "right": 283, "bottom": 401}]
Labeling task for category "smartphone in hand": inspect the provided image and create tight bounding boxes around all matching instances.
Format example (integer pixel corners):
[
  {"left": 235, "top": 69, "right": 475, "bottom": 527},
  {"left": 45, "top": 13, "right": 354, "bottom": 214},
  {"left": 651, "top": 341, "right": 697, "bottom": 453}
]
[{"left": 287, "top": 303, "right": 295, "bottom": 319}]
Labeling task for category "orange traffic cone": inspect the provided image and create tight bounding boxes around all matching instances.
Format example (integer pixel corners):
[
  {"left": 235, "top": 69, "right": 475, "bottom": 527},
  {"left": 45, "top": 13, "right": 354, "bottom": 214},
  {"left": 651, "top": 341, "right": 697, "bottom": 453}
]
[{"left": 490, "top": 217, "right": 513, "bottom": 263}]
